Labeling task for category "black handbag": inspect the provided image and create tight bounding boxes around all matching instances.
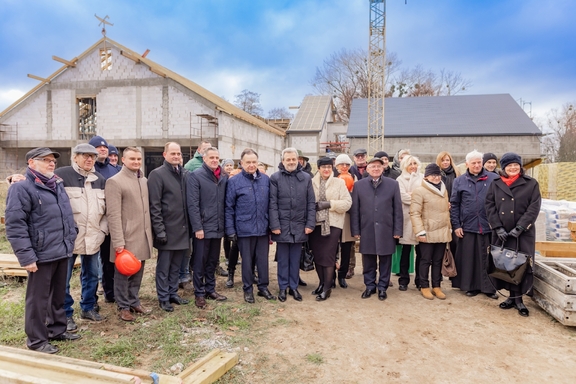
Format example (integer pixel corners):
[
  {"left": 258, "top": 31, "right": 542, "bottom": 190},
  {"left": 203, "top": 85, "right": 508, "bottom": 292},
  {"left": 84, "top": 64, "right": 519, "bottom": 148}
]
[
  {"left": 300, "top": 242, "right": 315, "bottom": 272},
  {"left": 488, "top": 238, "right": 530, "bottom": 285}
]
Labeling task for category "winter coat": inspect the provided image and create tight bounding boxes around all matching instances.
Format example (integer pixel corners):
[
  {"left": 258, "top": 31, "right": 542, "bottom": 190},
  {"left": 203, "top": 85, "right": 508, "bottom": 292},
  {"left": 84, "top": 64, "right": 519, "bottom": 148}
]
[
  {"left": 269, "top": 164, "right": 316, "bottom": 243},
  {"left": 187, "top": 163, "right": 228, "bottom": 239},
  {"left": 350, "top": 164, "right": 366, "bottom": 181},
  {"left": 410, "top": 180, "right": 452, "bottom": 243},
  {"left": 301, "top": 162, "right": 314, "bottom": 178},
  {"left": 311, "top": 172, "right": 352, "bottom": 230},
  {"left": 362, "top": 166, "right": 400, "bottom": 180},
  {"left": 55, "top": 164, "right": 108, "bottom": 255},
  {"left": 441, "top": 165, "right": 458, "bottom": 198},
  {"left": 183, "top": 151, "right": 203, "bottom": 172},
  {"left": 350, "top": 176, "right": 403, "bottom": 255},
  {"left": 105, "top": 166, "right": 153, "bottom": 262},
  {"left": 5, "top": 168, "right": 77, "bottom": 266},
  {"left": 94, "top": 158, "right": 120, "bottom": 180},
  {"left": 450, "top": 169, "right": 498, "bottom": 234},
  {"left": 397, "top": 170, "right": 424, "bottom": 245},
  {"left": 225, "top": 169, "right": 269, "bottom": 238},
  {"left": 147, "top": 161, "right": 190, "bottom": 250}
]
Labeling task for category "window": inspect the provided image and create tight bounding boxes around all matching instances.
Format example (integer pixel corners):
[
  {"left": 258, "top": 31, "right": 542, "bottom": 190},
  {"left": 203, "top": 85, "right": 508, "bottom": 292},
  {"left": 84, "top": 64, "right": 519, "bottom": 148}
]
[
  {"left": 78, "top": 97, "right": 96, "bottom": 140},
  {"left": 100, "top": 48, "right": 112, "bottom": 70}
]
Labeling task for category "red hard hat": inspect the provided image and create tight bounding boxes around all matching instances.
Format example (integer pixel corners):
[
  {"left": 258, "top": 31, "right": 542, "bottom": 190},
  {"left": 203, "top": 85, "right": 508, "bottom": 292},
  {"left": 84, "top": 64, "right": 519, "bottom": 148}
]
[
  {"left": 338, "top": 173, "right": 354, "bottom": 192},
  {"left": 115, "top": 249, "right": 141, "bottom": 276}
]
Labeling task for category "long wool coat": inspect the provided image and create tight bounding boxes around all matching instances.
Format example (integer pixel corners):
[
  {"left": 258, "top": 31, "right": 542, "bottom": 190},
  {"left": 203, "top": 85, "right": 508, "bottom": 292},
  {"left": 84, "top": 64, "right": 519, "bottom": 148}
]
[
  {"left": 410, "top": 180, "right": 452, "bottom": 244},
  {"left": 311, "top": 172, "right": 352, "bottom": 230},
  {"left": 350, "top": 176, "right": 403, "bottom": 256},
  {"left": 397, "top": 170, "right": 424, "bottom": 245},
  {"left": 105, "top": 166, "right": 153, "bottom": 262}
]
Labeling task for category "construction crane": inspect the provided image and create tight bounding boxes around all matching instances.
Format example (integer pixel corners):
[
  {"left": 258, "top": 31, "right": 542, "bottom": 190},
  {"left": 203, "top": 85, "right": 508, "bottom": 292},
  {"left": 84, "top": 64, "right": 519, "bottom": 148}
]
[{"left": 367, "top": 0, "right": 387, "bottom": 156}]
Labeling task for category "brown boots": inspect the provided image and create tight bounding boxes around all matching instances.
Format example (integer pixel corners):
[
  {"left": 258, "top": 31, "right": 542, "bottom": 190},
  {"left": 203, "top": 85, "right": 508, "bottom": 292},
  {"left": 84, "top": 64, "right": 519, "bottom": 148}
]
[
  {"left": 432, "top": 287, "right": 446, "bottom": 300},
  {"left": 421, "top": 288, "right": 434, "bottom": 300}
]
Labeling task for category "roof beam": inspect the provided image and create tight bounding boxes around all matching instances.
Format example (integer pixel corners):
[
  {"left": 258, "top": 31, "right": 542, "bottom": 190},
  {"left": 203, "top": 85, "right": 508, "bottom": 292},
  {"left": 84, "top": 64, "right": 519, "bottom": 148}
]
[
  {"left": 120, "top": 50, "right": 140, "bottom": 63},
  {"left": 27, "top": 74, "right": 49, "bottom": 83},
  {"left": 52, "top": 55, "right": 77, "bottom": 67},
  {"left": 150, "top": 67, "right": 166, "bottom": 78}
]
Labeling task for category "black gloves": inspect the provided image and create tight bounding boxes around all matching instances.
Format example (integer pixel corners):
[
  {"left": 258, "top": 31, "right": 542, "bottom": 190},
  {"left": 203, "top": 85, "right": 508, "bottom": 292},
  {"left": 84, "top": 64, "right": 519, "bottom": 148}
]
[
  {"left": 316, "top": 201, "right": 331, "bottom": 211},
  {"left": 156, "top": 237, "right": 168, "bottom": 245},
  {"left": 508, "top": 226, "right": 525, "bottom": 238},
  {"left": 495, "top": 227, "right": 508, "bottom": 243}
]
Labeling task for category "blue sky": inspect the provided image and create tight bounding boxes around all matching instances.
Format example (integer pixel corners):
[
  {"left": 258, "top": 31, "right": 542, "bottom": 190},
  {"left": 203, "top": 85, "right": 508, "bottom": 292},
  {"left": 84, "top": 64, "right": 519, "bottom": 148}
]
[{"left": 1, "top": 0, "right": 575, "bottom": 127}]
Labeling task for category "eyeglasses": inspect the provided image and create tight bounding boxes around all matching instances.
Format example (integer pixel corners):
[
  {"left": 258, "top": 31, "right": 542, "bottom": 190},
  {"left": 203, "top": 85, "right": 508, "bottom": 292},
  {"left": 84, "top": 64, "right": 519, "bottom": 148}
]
[
  {"left": 338, "top": 164, "right": 350, "bottom": 167},
  {"left": 34, "top": 158, "right": 57, "bottom": 165},
  {"left": 427, "top": 174, "right": 442, "bottom": 178},
  {"left": 79, "top": 153, "right": 96, "bottom": 160},
  {"left": 355, "top": 154, "right": 366, "bottom": 158}
]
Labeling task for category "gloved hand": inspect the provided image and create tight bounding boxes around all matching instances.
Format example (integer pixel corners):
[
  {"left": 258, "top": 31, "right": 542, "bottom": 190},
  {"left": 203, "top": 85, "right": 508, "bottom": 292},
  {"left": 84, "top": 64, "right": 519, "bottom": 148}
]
[
  {"left": 316, "top": 201, "right": 331, "bottom": 211},
  {"left": 495, "top": 227, "right": 508, "bottom": 243},
  {"left": 508, "top": 226, "right": 525, "bottom": 238},
  {"left": 227, "top": 234, "right": 237, "bottom": 242},
  {"left": 156, "top": 236, "right": 168, "bottom": 245}
]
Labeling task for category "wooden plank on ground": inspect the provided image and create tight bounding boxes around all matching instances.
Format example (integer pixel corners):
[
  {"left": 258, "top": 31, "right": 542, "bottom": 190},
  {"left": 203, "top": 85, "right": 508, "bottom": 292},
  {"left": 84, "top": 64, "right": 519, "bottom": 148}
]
[
  {"left": 534, "top": 260, "right": 576, "bottom": 294},
  {"left": 534, "top": 277, "right": 576, "bottom": 311},
  {"left": 179, "top": 349, "right": 238, "bottom": 384},
  {"left": 533, "top": 290, "right": 576, "bottom": 327},
  {"left": 0, "top": 254, "right": 80, "bottom": 278},
  {"left": 536, "top": 241, "right": 576, "bottom": 258}
]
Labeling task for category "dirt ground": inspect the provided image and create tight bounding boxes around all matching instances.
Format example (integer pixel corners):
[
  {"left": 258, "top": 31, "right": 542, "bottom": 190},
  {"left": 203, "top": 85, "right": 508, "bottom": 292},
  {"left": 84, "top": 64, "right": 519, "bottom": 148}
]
[{"left": 223, "top": 245, "right": 576, "bottom": 384}]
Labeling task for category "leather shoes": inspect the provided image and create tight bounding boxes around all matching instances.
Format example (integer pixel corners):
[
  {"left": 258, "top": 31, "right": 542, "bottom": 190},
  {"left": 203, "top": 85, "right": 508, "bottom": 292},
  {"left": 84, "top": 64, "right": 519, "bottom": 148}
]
[
  {"left": 485, "top": 293, "right": 499, "bottom": 300},
  {"left": 499, "top": 298, "right": 515, "bottom": 309},
  {"left": 169, "top": 296, "right": 189, "bottom": 305},
  {"left": 119, "top": 308, "right": 135, "bottom": 322},
  {"left": 130, "top": 305, "right": 151, "bottom": 314},
  {"left": 466, "top": 290, "right": 480, "bottom": 297},
  {"left": 298, "top": 278, "right": 307, "bottom": 287},
  {"left": 361, "top": 288, "right": 377, "bottom": 299},
  {"left": 31, "top": 343, "right": 59, "bottom": 354},
  {"left": 159, "top": 301, "right": 174, "bottom": 312},
  {"left": 278, "top": 289, "right": 287, "bottom": 302},
  {"left": 399, "top": 285, "right": 408, "bottom": 291},
  {"left": 257, "top": 289, "right": 276, "bottom": 300},
  {"left": 288, "top": 288, "right": 302, "bottom": 301},
  {"left": 316, "top": 289, "right": 331, "bottom": 301},
  {"left": 49, "top": 331, "right": 82, "bottom": 341},
  {"left": 311, "top": 284, "right": 324, "bottom": 295},
  {"left": 206, "top": 292, "right": 227, "bottom": 301},
  {"left": 378, "top": 290, "right": 387, "bottom": 301},
  {"left": 244, "top": 291, "right": 255, "bottom": 304},
  {"left": 195, "top": 296, "right": 207, "bottom": 309},
  {"left": 516, "top": 302, "right": 530, "bottom": 317},
  {"left": 338, "top": 278, "right": 348, "bottom": 288}
]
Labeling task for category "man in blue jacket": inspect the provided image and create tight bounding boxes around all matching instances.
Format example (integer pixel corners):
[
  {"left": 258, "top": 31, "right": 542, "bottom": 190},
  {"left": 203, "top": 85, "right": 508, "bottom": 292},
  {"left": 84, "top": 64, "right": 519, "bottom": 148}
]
[
  {"left": 225, "top": 148, "right": 276, "bottom": 303},
  {"left": 5, "top": 148, "right": 80, "bottom": 354}
]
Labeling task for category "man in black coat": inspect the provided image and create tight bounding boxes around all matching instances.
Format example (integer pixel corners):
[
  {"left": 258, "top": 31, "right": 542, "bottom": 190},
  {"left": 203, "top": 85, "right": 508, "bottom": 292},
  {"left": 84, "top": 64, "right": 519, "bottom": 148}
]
[
  {"left": 350, "top": 157, "right": 403, "bottom": 301},
  {"left": 148, "top": 142, "right": 191, "bottom": 312},
  {"left": 187, "top": 147, "right": 228, "bottom": 309},
  {"left": 269, "top": 147, "right": 316, "bottom": 302}
]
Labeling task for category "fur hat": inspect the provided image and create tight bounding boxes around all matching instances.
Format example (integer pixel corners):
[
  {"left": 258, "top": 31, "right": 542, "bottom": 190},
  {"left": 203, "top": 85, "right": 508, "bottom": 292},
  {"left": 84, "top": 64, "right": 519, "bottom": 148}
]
[
  {"left": 317, "top": 157, "right": 333, "bottom": 167},
  {"left": 424, "top": 163, "right": 442, "bottom": 177},
  {"left": 499, "top": 152, "right": 522, "bottom": 169}
]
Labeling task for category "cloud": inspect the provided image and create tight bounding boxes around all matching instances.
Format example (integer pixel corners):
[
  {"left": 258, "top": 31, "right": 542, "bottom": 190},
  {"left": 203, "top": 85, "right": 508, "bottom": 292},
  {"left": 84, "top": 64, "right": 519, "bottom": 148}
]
[{"left": 0, "top": 89, "right": 26, "bottom": 112}]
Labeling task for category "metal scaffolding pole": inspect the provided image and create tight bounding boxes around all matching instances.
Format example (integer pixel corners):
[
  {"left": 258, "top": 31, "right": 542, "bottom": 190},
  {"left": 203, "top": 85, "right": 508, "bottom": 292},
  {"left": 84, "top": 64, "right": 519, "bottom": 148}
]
[{"left": 367, "top": 0, "right": 386, "bottom": 156}]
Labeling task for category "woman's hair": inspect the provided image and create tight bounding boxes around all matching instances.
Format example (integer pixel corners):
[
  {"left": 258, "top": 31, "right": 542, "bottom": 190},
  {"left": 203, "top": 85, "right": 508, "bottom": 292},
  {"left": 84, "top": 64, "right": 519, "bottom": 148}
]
[
  {"left": 436, "top": 151, "right": 461, "bottom": 176},
  {"left": 400, "top": 154, "right": 421, "bottom": 173}
]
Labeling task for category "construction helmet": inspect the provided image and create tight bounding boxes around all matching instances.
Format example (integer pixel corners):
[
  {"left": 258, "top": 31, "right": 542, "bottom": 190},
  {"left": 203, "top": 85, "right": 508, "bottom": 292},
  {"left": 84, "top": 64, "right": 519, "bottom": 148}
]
[{"left": 115, "top": 249, "right": 141, "bottom": 276}]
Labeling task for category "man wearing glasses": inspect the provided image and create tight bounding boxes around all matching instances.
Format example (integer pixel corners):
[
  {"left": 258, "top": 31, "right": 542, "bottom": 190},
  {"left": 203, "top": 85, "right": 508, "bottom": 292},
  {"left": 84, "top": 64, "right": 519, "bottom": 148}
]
[
  {"left": 349, "top": 148, "right": 368, "bottom": 181},
  {"left": 5, "top": 147, "right": 79, "bottom": 353}
]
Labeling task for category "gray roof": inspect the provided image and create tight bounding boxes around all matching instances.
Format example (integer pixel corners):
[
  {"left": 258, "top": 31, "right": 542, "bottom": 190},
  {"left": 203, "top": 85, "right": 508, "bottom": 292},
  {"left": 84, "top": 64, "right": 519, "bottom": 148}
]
[
  {"left": 288, "top": 95, "right": 333, "bottom": 132},
  {"left": 347, "top": 94, "right": 542, "bottom": 138}
]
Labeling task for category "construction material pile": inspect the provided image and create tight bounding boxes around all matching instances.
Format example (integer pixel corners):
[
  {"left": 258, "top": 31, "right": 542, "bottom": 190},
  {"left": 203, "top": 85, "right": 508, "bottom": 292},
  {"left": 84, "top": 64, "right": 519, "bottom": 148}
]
[{"left": 540, "top": 199, "right": 576, "bottom": 241}]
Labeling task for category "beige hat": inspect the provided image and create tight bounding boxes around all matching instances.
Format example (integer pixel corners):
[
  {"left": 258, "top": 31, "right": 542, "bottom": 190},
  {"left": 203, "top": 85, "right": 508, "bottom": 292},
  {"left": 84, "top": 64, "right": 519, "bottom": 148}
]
[{"left": 335, "top": 154, "right": 352, "bottom": 166}]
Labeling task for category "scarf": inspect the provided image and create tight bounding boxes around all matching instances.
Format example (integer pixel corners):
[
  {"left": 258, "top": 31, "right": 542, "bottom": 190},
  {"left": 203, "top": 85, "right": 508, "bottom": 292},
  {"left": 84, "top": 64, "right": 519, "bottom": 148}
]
[
  {"left": 214, "top": 166, "right": 221, "bottom": 180},
  {"left": 442, "top": 164, "right": 454, "bottom": 175},
  {"left": 426, "top": 180, "right": 442, "bottom": 191},
  {"left": 30, "top": 167, "right": 58, "bottom": 192},
  {"left": 501, "top": 173, "right": 520, "bottom": 187},
  {"left": 316, "top": 178, "right": 330, "bottom": 236}
]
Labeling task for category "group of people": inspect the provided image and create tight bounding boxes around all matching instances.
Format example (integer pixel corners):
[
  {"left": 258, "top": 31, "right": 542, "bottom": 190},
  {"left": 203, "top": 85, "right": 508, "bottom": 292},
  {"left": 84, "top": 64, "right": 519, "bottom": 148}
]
[{"left": 4, "top": 138, "right": 541, "bottom": 355}]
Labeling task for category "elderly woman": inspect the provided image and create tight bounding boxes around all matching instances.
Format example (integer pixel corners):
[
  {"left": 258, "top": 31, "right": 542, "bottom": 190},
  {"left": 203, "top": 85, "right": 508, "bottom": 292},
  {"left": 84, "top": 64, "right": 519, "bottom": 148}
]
[
  {"left": 397, "top": 154, "right": 423, "bottom": 291},
  {"left": 221, "top": 159, "right": 235, "bottom": 175},
  {"left": 486, "top": 152, "right": 541, "bottom": 316},
  {"left": 410, "top": 164, "right": 452, "bottom": 300},
  {"left": 309, "top": 157, "right": 352, "bottom": 301}
]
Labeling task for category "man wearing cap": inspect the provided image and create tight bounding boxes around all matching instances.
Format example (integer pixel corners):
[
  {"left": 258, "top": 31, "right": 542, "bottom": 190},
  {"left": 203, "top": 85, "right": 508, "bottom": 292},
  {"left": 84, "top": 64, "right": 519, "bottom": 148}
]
[
  {"left": 297, "top": 150, "right": 313, "bottom": 178},
  {"left": 88, "top": 135, "right": 120, "bottom": 306},
  {"left": 54, "top": 144, "right": 108, "bottom": 331},
  {"left": 106, "top": 146, "right": 153, "bottom": 321},
  {"left": 350, "top": 156, "right": 403, "bottom": 301},
  {"left": 350, "top": 148, "right": 368, "bottom": 181},
  {"left": 483, "top": 152, "right": 499, "bottom": 173},
  {"left": 147, "top": 142, "right": 191, "bottom": 312},
  {"left": 5, "top": 148, "right": 80, "bottom": 353},
  {"left": 108, "top": 144, "right": 122, "bottom": 171}
]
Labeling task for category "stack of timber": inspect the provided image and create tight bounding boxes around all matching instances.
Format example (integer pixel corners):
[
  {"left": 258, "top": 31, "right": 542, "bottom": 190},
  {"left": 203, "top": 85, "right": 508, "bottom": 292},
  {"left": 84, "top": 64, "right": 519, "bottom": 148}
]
[
  {"left": 0, "top": 254, "right": 80, "bottom": 277},
  {"left": 0, "top": 345, "right": 238, "bottom": 383},
  {"left": 535, "top": 241, "right": 576, "bottom": 258},
  {"left": 533, "top": 258, "right": 576, "bottom": 327},
  {"left": 569, "top": 221, "right": 576, "bottom": 241}
]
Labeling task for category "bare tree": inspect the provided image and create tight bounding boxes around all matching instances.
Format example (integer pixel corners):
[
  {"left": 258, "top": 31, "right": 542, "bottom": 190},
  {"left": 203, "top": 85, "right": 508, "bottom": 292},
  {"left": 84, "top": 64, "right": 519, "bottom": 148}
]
[
  {"left": 267, "top": 107, "right": 293, "bottom": 119},
  {"left": 542, "top": 103, "right": 576, "bottom": 162},
  {"left": 234, "top": 89, "right": 264, "bottom": 116}
]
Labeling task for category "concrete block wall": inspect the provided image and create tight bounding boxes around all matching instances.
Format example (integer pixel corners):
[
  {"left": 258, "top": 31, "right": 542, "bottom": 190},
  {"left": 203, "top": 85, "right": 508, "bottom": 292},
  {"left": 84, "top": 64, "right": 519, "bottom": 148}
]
[
  {"left": 2, "top": 92, "right": 47, "bottom": 141},
  {"left": 141, "top": 86, "right": 163, "bottom": 138},
  {"left": 51, "top": 89, "right": 75, "bottom": 140},
  {"left": 98, "top": 86, "right": 137, "bottom": 141}
]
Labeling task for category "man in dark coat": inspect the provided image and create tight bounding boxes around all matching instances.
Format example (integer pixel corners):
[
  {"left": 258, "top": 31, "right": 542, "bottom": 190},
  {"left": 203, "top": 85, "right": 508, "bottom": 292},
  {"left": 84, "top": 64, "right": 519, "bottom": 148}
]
[
  {"left": 351, "top": 157, "right": 403, "bottom": 301},
  {"left": 361, "top": 151, "right": 400, "bottom": 180},
  {"left": 225, "top": 148, "right": 276, "bottom": 303},
  {"left": 349, "top": 148, "right": 367, "bottom": 181},
  {"left": 148, "top": 142, "right": 191, "bottom": 312},
  {"left": 269, "top": 147, "right": 316, "bottom": 302},
  {"left": 187, "top": 147, "right": 228, "bottom": 309},
  {"left": 5, "top": 147, "right": 80, "bottom": 354},
  {"left": 450, "top": 150, "right": 499, "bottom": 299}
]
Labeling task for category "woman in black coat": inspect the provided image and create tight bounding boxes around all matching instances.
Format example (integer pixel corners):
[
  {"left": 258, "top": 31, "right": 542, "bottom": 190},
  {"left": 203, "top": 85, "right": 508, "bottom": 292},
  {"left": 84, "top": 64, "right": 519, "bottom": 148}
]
[{"left": 485, "top": 152, "right": 541, "bottom": 317}]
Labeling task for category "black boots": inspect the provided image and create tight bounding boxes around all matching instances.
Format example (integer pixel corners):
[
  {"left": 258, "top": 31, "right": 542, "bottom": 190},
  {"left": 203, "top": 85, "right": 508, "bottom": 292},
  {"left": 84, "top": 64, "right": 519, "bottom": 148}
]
[{"left": 226, "top": 272, "right": 234, "bottom": 288}]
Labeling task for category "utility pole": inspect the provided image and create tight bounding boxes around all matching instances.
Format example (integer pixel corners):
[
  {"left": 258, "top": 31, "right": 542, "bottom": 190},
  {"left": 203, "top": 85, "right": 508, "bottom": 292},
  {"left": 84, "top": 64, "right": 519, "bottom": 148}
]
[{"left": 367, "top": 0, "right": 386, "bottom": 156}]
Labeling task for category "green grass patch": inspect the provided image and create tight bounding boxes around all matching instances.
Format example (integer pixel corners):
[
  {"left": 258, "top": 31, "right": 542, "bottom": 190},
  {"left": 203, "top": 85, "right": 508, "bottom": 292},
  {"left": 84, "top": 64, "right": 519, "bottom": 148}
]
[{"left": 305, "top": 353, "right": 324, "bottom": 365}]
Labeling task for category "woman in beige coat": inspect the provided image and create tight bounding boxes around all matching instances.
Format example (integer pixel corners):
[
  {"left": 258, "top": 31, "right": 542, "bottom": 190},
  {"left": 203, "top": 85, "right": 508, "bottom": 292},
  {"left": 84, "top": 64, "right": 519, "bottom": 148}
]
[
  {"left": 309, "top": 157, "right": 352, "bottom": 301},
  {"left": 410, "top": 163, "right": 452, "bottom": 300}
]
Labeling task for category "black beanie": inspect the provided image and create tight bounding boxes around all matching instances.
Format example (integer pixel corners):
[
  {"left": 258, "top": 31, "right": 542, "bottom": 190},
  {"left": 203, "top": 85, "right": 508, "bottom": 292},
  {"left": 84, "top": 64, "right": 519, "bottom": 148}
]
[
  {"left": 317, "top": 157, "right": 333, "bottom": 167},
  {"left": 424, "top": 163, "right": 442, "bottom": 177},
  {"left": 499, "top": 152, "right": 522, "bottom": 169},
  {"left": 482, "top": 152, "right": 498, "bottom": 166},
  {"left": 374, "top": 151, "right": 389, "bottom": 159}
]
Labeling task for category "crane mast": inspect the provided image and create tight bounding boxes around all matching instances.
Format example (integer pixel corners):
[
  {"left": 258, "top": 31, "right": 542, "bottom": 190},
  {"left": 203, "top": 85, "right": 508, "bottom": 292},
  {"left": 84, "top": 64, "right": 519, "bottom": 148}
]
[{"left": 367, "top": 0, "right": 386, "bottom": 156}]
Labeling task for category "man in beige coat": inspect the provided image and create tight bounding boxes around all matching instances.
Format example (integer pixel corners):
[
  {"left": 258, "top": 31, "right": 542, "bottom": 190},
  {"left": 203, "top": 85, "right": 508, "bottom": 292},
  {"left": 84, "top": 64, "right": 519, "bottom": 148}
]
[{"left": 105, "top": 147, "right": 153, "bottom": 322}]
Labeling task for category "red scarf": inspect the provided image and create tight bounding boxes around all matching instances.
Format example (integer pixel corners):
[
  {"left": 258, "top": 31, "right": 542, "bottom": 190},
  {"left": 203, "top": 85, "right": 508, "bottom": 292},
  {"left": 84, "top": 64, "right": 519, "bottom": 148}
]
[
  {"left": 501, "top": 173, "right": 520, "bottom": 186},
  {"left": 214, "top": 166, "right": 221, "bottom": 180}
]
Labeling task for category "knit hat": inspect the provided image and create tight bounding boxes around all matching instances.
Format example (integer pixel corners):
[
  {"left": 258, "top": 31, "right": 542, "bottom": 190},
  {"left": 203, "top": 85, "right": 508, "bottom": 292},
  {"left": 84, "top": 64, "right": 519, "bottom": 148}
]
[
  {"left": 317, "top": 157, "right": 333, "bottom": 167},
  {"left": 482, "top": 152, "right": 498, "bottom": 166},
  {"left": 73, "top": 143, "right": 98, "bottom": 155},
  {"left": 88, "top": 135, "right": 108, "bottom": 148},
  {"left": 374, "top": 151, "right": 389, "bottom": 159},
  {"left": 108, "top": 144, "right": 119, "bottom": 155},
  {"left": 335, "top": 154, "right": 352, "bottom": 166},
  {"left": 499, "top": 152, "right": 522, "bottom": 169},
  {"left": 220, "top": 159, "right": 234, "bottom": 167},
  {"left": 424, "top": 163, "right": 442, "bottom": 177}
]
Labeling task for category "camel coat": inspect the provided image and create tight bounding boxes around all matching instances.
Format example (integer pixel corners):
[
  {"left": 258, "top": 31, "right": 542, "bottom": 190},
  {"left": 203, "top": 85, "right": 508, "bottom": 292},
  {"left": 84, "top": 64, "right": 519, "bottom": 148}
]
[
  {"left": 410, "top": 180, "right": 452, "bottom": 244},
  {"left": 397, "top": 171, "right": 424, "bottom": 245},
  {"left": 311, "top": 172, "right": 352, "bottom": 230},
  {"left": 105, "top": 166, "right": 153, "bottom": 262}
]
